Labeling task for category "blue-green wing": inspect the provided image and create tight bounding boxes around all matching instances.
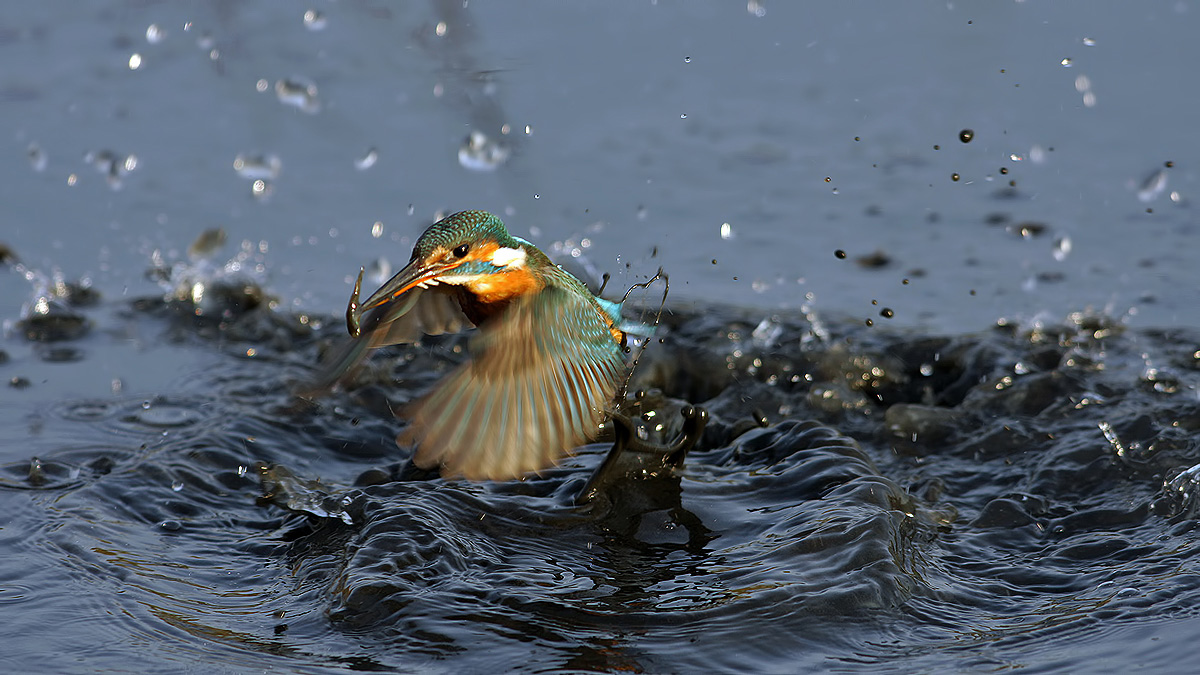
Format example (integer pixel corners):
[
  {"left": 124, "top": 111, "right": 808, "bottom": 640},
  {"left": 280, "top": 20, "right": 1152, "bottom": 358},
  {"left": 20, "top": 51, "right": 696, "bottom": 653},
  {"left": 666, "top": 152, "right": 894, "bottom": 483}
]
[{"left": 404, "top": 286, "right": 625, "bottom": 480}]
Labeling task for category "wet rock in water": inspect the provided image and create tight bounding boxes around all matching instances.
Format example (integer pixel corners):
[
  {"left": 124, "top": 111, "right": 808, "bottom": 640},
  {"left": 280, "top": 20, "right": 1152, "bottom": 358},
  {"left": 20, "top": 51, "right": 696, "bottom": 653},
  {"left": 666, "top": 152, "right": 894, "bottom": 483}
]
[
  {"left": 166, "top": 278, "right": 266, "bottom": 321},
  {"left": 17, "top": 301, "right": 90, "bottom": 342}
]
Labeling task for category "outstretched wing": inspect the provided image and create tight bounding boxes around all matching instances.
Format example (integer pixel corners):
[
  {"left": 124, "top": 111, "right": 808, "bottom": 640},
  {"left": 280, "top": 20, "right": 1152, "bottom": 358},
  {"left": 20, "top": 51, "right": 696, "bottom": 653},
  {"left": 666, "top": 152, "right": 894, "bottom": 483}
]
[
  {"left": 403, "top": 285, "right": 625, "bottom": 480},
  {"left": 298, "top": 288, "right": 471, "bottom": 395}
]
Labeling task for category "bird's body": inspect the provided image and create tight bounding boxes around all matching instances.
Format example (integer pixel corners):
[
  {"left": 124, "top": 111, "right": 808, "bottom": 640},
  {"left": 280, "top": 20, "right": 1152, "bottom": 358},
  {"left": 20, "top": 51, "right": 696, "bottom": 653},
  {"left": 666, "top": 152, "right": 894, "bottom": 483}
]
[{"left": 310, "top": 211, "right": 640, "bottom": 481}]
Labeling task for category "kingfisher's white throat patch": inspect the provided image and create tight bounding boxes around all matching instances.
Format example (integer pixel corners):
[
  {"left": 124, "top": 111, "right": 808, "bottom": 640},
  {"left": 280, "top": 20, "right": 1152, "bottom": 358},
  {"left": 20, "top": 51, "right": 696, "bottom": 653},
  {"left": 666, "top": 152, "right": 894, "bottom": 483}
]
[{"left": 490, "top": 246, "right": 526, "bottom": 268}]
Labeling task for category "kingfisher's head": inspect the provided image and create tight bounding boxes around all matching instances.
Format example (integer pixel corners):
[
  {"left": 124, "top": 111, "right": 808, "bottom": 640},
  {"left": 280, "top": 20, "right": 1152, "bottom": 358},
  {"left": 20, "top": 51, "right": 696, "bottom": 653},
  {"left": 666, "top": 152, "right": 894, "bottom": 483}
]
[{"left": 355, "top": 210, "right": 537, "bottom": 317}]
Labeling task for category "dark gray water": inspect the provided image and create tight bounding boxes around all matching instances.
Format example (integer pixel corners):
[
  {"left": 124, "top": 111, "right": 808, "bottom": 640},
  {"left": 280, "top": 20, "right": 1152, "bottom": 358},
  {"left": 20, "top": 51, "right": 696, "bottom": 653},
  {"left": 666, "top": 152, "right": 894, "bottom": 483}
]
[{"left": 3, "top": 2, "right": 1199, "bottom": 673}]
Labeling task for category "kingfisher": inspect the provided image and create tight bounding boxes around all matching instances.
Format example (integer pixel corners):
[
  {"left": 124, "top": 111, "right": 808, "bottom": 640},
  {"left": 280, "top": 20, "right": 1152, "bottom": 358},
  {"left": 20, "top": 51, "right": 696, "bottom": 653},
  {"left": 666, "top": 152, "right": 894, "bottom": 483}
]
[{"left": 307, "top": 210, "right": 655, "bottom": 481}]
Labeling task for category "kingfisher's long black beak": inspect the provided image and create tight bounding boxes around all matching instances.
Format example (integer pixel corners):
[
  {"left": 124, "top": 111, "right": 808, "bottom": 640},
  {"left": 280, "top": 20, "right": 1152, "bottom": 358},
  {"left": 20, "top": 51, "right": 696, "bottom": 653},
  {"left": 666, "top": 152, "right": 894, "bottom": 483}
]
[{"left": 345, "top": 258, "right": 461, "bottom": 338}]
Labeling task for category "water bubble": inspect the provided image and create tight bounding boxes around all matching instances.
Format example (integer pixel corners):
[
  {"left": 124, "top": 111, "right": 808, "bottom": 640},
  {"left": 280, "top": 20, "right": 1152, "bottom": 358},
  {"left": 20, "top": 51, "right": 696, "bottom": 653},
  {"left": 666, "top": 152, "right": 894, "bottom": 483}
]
[
  {"left": 1074, "top": 75, "right": 1091, "bottom": 93},
  {"left": 834, "top": 249, "right": 846, "bottom": 259},
  {"left": 1082, "top": 37, "right": 1096, "bottom": 47},
  {"left": 684, "top": 56, "right": 691, "bottom": 63},
  {"left": 146, "top": 24, "right": 165, "bottom": 44},
  {"left": 1060, "top": 57, "right": 1073, "bottom": 67},
  {"left": 371, "top": 221, "right": 384, "bottom": 238},
  {"left": 959, "top": 128, "right": 974, "bottom": 143},
  {"left": 255, "top": 78, "right": 269, "bottom": 93},
  {"left": 720, "top": 222, "right": 734, "bottom": 240},
  {"left": 233, "top": 153, "right": 281, "bottom": 181},
  {"left": 355, "top": 147, "right": 378, "bottom": 171},
  {"left": 435, "top": 21, "right": 448, "bottom": 37},
  {"left": 458, "top": 130, "right": 510, "bottom": 171},
  {"left": 128, "top": 53, "right": 143, "bottom": 70},
  {"left": 171, "top": 480, "right": 184, "bottom": 492},
  {"left": 303, "top": 9, "right": 327, "bottom": 30},
  {"left": 680, "top": 113, "right": 687, "bottom": 119},
  {"left": 747, "top": 0, "right": 766, "bottom": 17},
  {"left": 251, "top": 179, "right": 272, "bottom": 199},
  {"left": 275, "top": 78, "right": 320, "bottom": 113}
]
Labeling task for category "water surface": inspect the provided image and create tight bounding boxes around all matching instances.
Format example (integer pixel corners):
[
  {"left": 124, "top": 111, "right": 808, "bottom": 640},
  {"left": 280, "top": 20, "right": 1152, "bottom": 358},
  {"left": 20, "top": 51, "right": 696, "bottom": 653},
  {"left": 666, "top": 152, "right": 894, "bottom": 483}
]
[{"left": 2, "top": 2, "right": 1199, "bottom": 673}]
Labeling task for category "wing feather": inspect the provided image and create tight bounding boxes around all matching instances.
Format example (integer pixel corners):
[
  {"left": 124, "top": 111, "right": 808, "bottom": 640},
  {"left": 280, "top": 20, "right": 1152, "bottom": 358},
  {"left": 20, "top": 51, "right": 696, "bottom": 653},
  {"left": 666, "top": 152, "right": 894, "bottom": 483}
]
[{"left": 405, "top": 285, "right": 625, "bottom": 480}]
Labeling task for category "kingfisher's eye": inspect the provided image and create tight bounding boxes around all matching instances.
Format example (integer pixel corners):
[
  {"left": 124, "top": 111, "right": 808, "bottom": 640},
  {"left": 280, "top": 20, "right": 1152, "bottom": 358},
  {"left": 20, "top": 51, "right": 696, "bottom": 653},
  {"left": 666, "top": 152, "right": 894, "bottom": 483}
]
[{"left": 452, "top": 243, "right": 470, "bottom": 258}]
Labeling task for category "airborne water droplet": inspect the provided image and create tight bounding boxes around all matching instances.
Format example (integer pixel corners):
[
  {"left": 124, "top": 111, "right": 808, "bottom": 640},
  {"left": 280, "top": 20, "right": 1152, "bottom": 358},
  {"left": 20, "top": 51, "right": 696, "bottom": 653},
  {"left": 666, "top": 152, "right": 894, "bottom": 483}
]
[
  {"left": 233, "top": 154, "right": 281, "bottom": 180},
  {"left": 275, "top": 78, "right": 320, "bottom": 113},
  {"left": 355, "top": 147, "right": 378, "bottom": 171},
  {"left": 458, "top": 130, "right": 510, "bottom": 171},
  {"left": 1053, "top": 236, "right": 1072, "bottom": 261},
  {"left": 303, "top": 9, "right": 328, "bottom": 30},
  {"left": 1137, "top": 169, "right": 1168, "bottom": 203}
]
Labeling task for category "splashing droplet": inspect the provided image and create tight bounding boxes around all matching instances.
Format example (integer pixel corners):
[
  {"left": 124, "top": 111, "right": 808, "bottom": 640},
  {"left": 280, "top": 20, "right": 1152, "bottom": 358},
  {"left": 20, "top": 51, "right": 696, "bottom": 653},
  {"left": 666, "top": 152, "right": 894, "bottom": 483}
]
[
  {"left": 303, "top": 9, "right": 327, "bottom": 31},
  {"left": 275, "top": 78, "right": 320, "bottom": 113},
  {"left": 1053, "top": 236, "right": 1072, "bottom": 262},
  {"left": 355, "top": 147, "right": 379, "bottom": 171},
  {"left": 458, "top": 130, "right": 510, "bottom": 171}
]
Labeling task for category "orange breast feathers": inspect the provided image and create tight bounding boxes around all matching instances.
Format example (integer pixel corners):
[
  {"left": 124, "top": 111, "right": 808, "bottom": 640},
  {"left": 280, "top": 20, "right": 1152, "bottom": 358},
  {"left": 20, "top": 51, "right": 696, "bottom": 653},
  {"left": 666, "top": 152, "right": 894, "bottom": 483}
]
[{"left": 464, "top": 265, "right": 545, "bottom": 304}]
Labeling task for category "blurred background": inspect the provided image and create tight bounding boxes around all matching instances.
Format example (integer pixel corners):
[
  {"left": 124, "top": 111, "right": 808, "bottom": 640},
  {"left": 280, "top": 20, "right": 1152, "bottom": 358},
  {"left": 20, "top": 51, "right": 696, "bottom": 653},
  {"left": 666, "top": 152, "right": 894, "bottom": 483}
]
[{"left": 2, "top": 1, "right": 1195, "bottom": 341}]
